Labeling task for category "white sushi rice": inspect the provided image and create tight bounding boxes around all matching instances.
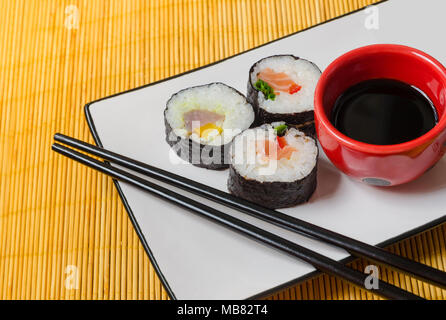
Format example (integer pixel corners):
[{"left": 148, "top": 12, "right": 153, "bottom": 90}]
[
  {"left": 250, "top": 56, "right": 321, "bottom": 114},
  {"left": 165, "top": 83, "right": 254, "bottom": 146},
  {"left": 230, "top": 124, "right": 318, "bottom": 182}
]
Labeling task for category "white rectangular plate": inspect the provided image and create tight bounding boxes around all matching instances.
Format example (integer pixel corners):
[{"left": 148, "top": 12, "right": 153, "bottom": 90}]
[{"left": 85, "top": 0, "right": 446, "bottom": 299}]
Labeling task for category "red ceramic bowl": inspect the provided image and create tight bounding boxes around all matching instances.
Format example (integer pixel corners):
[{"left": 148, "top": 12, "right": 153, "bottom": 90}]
[{"left": 314, "top": 44, "right": 446, "bottom": 186}]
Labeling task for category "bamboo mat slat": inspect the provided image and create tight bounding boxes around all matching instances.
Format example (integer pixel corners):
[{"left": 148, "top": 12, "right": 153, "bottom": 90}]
[{"left": 0, "top": 0, "right": 445, "bottom": 300}]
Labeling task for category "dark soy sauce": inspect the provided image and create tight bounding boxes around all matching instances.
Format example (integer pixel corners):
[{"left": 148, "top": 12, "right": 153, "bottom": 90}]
[{"left": 331, "top": 79, "right": 438, "bottom": 145}]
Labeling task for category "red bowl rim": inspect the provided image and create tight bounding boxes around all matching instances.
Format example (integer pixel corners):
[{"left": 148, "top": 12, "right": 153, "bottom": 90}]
[{"left": 314, "top": 44, "right": 446, "bottom": 155}]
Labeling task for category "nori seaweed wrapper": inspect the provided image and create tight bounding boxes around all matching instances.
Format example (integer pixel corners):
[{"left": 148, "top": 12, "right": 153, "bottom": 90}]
[
  {"left": 227, "top": 164, "right": 317, "bottom": 209},
  {"left": 164, "top": 117, "right": 229, "bottom": 170},
  {"left": 285, "top": 121, "right": 315, "bottom": 138},
  {"left": 247, "top": 55, "right": 321, "bottom": 135}
]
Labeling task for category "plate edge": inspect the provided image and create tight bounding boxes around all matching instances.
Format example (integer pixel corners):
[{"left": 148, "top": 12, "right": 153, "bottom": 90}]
[
  {"left": 248, "top": 215, "right": 446, "bottom": 299},
  {"left": 84, "top": 103, "right": 177, "bottom": 300},
  {"left": 85, "top": 99, "right": 446, "bottom": 300},
  {"left": 81, "top": 0, "right": 388, "bottom": 108},
  {"left": 81, "top": 0, "right": 446, "bottom": 300}
]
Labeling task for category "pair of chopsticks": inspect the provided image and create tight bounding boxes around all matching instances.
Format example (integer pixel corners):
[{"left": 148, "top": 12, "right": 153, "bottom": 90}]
[{"left": 52, "top": 133, "right": 446, "bottom": 300}]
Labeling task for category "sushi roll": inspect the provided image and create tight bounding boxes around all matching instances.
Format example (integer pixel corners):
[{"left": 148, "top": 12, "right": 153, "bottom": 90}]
[
  {"left": 228, "top": 123, "right": 318, "bottom": 209},
  {"left": 164, "top": 83, "right": 255, "bottom": 169},
  {"left": 247, "top": 55, "right": 321, "bottom": 135}
]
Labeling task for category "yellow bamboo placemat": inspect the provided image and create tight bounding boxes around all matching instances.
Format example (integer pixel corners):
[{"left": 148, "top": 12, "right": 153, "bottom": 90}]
[{"left": 0, "top": 0, "right": 445, "bottom": 300}]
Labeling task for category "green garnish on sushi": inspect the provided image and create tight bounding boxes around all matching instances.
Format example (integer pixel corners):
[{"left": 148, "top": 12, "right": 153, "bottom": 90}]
[
  {"left": 274, "top": 124, "right": 288, "bottom": 136},
  {"left": 255, "top": 79, "right": 276, "bottom": 101}
]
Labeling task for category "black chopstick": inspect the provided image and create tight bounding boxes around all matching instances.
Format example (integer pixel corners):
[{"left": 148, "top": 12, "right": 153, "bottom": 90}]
[
  {"left": 52, "top": 141, "right": 423, "bottom": 300},
  {"left": 54, "top": 133, "right": 446, "bottom": 290}
]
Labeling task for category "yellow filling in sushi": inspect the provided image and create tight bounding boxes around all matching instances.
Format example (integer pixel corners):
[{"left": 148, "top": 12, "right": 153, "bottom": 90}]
[{"left": 193, "top": 123, "right": 223, "bottom": 139}]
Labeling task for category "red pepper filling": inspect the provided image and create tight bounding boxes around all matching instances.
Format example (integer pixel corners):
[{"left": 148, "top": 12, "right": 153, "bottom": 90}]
[
  {"left": 277, "top": 136, "right": 288, "bottom": 149},
  {"left": 288, "top": 83, "right": 302, "bottom": 94}
]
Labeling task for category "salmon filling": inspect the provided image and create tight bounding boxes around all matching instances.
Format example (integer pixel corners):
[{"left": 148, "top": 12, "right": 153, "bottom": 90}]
[
  {"left": 256, "top": 136, "right": 297, "bottom": 161},
  {"left": 257, "top": 68, "right": 302, "bottom": 95}
]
